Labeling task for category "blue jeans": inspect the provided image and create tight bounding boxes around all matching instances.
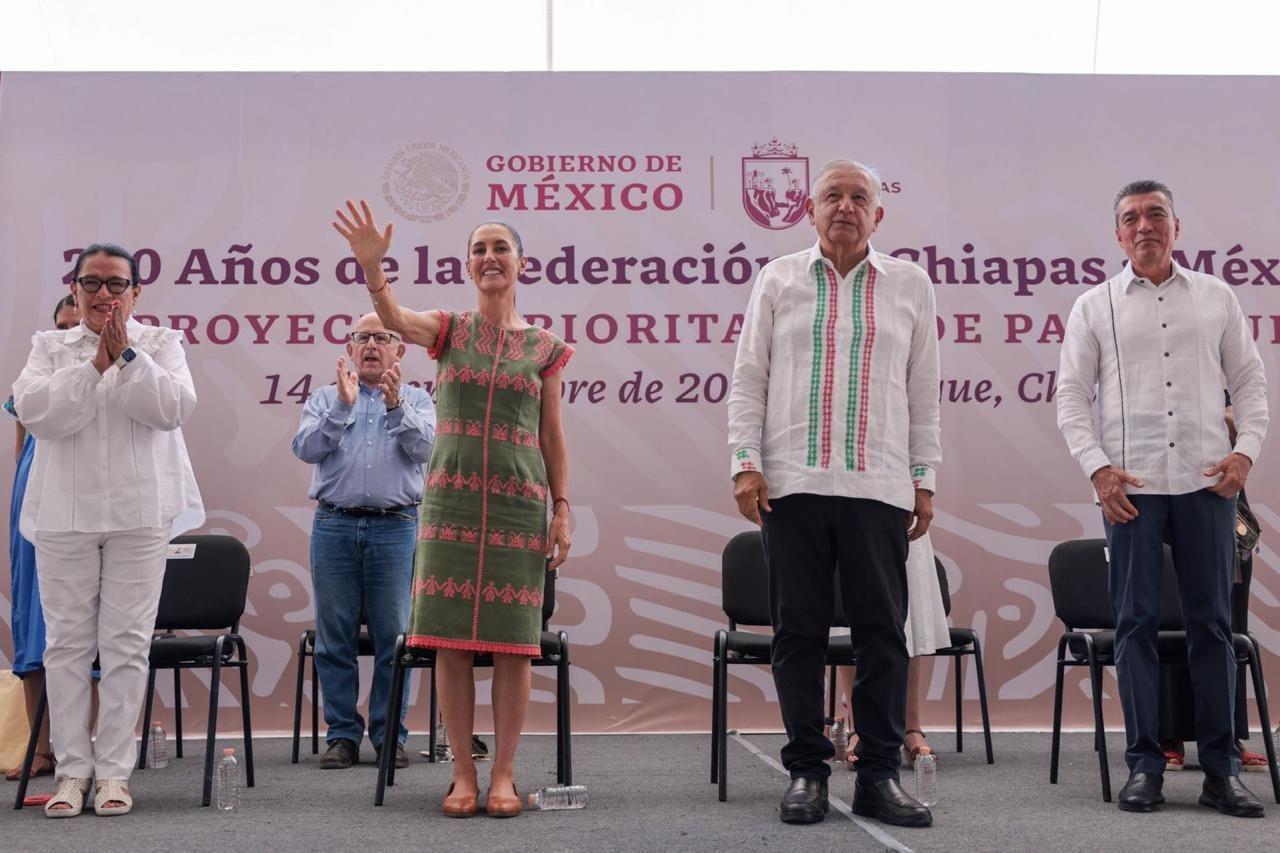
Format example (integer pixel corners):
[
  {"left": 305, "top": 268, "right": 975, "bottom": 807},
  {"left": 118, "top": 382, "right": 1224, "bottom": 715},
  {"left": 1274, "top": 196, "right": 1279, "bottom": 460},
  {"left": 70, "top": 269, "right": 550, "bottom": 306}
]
[{"left": 310, "top": 506, "right": 416, "bottom": 749}]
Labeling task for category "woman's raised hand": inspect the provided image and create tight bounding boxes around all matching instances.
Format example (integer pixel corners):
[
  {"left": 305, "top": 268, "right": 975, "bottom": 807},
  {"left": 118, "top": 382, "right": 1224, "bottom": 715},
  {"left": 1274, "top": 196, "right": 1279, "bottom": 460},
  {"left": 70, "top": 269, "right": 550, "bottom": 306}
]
[{"left": 332, "top": 199, "right": 393, "bottom": 275}]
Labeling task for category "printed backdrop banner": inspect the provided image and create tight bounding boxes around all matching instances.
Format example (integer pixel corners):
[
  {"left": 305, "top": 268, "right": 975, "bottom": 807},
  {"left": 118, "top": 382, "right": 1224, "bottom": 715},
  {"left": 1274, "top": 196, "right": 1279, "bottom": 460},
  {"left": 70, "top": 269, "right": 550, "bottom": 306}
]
[{"left": 2, "top": 72, "right": 1278, "bottom": 735}]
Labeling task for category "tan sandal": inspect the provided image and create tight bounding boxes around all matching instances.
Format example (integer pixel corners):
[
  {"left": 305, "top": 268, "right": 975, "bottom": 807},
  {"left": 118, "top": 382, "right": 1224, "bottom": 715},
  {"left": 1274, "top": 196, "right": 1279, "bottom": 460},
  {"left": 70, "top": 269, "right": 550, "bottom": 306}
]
[
  {"left": 902, "top": 729, "right": 936, "bottom": 767},
  {"left": 44, "top": 777, "right": 92, "bottom": 818},
  {"left": 6, "top": 752, "right": 54, "bottom": 781},
  {"left": 94, "top": 779, "right": 133, "bottom": 816}
]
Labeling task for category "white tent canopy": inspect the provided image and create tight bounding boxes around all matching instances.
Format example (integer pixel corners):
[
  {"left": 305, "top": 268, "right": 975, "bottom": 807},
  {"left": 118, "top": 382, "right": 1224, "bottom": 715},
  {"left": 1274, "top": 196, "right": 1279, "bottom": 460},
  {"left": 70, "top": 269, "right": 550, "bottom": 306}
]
[{"left": 2, "top": 0, "right": 1279, "bottom": 74}]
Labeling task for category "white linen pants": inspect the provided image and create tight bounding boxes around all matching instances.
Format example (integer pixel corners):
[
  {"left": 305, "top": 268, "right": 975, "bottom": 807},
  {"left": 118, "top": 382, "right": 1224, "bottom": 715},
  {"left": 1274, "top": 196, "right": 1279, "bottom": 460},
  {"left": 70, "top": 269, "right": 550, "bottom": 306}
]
[{"left": 34, "top": 527, "right": 169, "bottom": 782}]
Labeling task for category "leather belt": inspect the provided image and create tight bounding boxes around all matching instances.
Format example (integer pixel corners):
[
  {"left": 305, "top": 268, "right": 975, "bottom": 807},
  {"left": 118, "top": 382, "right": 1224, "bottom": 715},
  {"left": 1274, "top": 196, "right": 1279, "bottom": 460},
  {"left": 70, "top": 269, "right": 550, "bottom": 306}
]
[{"left": 319, "top": 501, "right": 416, "bottom": 518}]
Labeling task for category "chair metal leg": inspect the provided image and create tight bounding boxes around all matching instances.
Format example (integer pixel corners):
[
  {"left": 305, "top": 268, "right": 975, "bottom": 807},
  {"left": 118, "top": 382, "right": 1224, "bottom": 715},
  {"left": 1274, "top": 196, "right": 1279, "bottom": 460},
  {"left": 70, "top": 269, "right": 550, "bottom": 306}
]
[
  {"left": 138, "top": 666, "right": 158, "bottom": 770},
  {"left": 311, "top": 647, "right": 320, "bottom": 755},
  {"left": 235, "top": 638, "right": 255, "bottom": 788},
  {"left": 1245, "top": 635, "right": 1280, "bottom": 804},
  {"left": 1084, "top": 640, "right": 1111, "bottom": 802},
  {"left": 710, "top": 632, "right": 723, "bottom": 784},
  {"left": 292, "top": 631, "right": 308, "bottom": 763},
  {"left": 427, "top": 668, "right": 438, "bottom": 764},
  {"left": 376, "top": 636, "right": 407, "bottom": 806},
  {"left": 202, "top": 638, "right": 226, "bottom": 807},
  {"left": 971, "top": 637, "right": 995, "bottom": 764},
  {"left": 554, "top": 659, "right": 565, "bottom": 783},
  {"left": 174, "top": 667, "right": 184, "bottom": 758},
  {"left": 717, "top": 646, "right": 729, "bottom": 802},
  {"left": 826, "top": 663, "right": 837, "bottom": 721},
  {"left": 954, "top": 649, "right": 964, "bottom": 753},
  {"left": 1050, "top": 636, "right": 1069, "bottom": 784},
  {"left": 559, "top": 633, "right": 572, "bottom": 785},
  {"left": 13, "top": 685, "right": 48, "bottom": 809}
]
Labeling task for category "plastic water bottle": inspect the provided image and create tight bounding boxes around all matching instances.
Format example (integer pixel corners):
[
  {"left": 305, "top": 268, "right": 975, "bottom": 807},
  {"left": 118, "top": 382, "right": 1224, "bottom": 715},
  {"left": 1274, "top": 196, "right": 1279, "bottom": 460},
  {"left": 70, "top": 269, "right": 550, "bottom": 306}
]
[
  {"left": 830, "top": 719, "right": 847, "bottom": 765},
  {"left": 215, "top": 748, "right": 240, "bottom": 812},
  {"left": 147, "top": 722, "right": 169, "bottom": 769},
  {"left": 527, "top": 784, "right": 588, "bottom": 810},
  {"left": 434, "top": 723, "right": 453, "bottom": 762},
  {"left": 913, "top": 752, "right": 937, "bottom": 808}
]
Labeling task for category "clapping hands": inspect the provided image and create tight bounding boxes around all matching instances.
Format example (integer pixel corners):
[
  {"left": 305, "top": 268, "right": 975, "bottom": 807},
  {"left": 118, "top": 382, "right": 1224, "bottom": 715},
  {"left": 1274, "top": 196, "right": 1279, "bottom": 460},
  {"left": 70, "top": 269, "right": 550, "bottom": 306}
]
[
  {"left": 379, "top": 363, "right": 402, "bottom": 409},
  {"left": 93, "top": 300, "right": 130, "bottom": 374},
  {"left": 335, "top": 357, "right": 358, "bottom": 405}
]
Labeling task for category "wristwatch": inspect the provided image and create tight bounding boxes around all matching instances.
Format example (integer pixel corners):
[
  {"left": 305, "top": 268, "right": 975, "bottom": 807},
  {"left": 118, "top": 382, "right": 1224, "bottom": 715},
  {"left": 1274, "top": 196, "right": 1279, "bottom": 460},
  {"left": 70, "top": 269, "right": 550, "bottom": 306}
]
[{"left": 114, "top": 347, "right": 137, "bottom": 370}]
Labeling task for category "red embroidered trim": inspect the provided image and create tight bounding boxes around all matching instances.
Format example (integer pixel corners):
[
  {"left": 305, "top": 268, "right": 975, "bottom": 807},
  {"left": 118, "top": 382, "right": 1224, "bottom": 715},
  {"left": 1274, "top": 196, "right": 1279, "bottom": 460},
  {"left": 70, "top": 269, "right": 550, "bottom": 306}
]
[
  {"left": 819, "top": 264, "right": 840, "bottom": 468},
  {"left": 412, "top": 576, "right": 543, "bottom": 608},
  {"left": 451, "top": 312, "right": 473, "bottom": 351},
  {"left": 532, "top": 328, "right": 556, "bottom": 365},
  {"left": 427, "top": 310, "right": 452, "bottom": 360},
  {"left": 475, "top": 321, "right": 500, "bottom": 357},
  {"left": 405, "top": 634, "right": 541, "bottom": 657},
  {"left": 424, "top": 470, "right": 548, "bottom": 501},
  {"left": 540, "top": 343, "right": 574, "bottom": 378},
  {"left": 418, "top": 522, "right": 546, "bottom": 553},
  {"left": 504, "top": 331, "right": 526, "bottom": 360},
  {"left": 436, "top": 418, "right": 540, "bottom": 448},
  {"left": 471, "top": 327, "right": 505, "bottom": 641},
  {"left": 434, "top": 364, "right": 543, "bottom": 400},
  {"left": 855, "top": 267, "right": 877, "bottom": 471}
]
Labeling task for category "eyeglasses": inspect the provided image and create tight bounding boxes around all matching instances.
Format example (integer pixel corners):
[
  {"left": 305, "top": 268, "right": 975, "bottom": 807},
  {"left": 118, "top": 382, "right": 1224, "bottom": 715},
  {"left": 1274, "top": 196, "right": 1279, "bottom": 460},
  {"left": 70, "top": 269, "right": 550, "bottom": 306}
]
[
  {"left": 350, "top": 331, "right": 401, "bottom": 345},
  {"left": 75, "top": 276, "right": 133, "bottom": 294}
]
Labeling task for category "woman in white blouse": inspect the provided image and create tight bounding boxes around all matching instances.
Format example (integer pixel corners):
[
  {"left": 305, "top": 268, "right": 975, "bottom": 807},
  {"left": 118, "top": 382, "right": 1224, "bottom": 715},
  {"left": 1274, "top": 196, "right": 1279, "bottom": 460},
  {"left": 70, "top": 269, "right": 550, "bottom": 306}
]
[{"left": 13, "top": 244, "right": 203, "bottom": 818}]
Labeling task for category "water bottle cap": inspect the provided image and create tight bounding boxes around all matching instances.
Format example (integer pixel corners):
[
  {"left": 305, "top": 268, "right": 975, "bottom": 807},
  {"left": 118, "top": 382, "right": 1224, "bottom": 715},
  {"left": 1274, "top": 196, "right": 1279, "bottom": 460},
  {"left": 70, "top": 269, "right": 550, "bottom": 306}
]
[
  {"left": 527, "top": 793, "right": 537, "bottom": 807},
  {"left": 222, "top": 748, "right": 236, "bottom": 756}
]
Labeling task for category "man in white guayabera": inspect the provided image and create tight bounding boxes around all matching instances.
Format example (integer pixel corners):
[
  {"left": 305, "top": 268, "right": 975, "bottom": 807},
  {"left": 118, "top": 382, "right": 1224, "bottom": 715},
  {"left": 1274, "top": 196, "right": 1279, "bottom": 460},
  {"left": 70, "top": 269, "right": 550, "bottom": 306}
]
[
  {"left": 1057, "top": 179, "right": 1268, "bottom": 818},
  {"left": 727, "top": 159, "right": 940, "bottom": 828}
]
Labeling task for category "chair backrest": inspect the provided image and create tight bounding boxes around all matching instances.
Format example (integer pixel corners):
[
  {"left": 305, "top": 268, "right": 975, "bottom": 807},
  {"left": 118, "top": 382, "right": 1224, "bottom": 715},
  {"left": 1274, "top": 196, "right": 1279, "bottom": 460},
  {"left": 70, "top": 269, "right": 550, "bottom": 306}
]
[
  {"left": 934, "top": 557, "right": 952, "bottom": 618},
  {"left": 1047, "top": 538, "right": 1182, "bottom": 631},
  {"left": 154, "top": 534, "right": 251, "bottom": 631},
  {"left": 542, "top": 564, "right": 556, "bottom": 630},
  {"left": 721, "top": 530, "right": 771, "bottom": 628}
]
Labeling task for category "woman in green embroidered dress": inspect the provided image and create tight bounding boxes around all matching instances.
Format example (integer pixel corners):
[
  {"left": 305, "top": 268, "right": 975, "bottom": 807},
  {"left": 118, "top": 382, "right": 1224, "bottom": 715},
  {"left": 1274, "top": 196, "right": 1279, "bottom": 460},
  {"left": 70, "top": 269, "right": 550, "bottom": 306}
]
[{"left": 333, "top": 201, "right": 573, "bottom": 818}]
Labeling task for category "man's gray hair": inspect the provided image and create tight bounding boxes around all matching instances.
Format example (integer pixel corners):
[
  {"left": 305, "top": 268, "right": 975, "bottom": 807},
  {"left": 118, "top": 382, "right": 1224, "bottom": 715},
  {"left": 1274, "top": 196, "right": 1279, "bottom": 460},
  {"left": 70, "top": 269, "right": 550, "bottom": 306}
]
[
  {"left": 1113, "top": 179, "right": 1175, "bottom": 225},
  {"left": 810, "top": 159, "right": 883, "bottom": 206}
]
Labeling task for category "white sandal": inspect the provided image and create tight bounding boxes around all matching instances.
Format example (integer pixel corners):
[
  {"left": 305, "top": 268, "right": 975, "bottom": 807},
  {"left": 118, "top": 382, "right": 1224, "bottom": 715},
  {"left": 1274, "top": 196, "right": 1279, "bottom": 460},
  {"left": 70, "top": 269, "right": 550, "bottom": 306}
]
[
  {"left": 94, "top": 779, "right": 133, "bottom": 816},
  {"left": 44, "top": 777, "right": 92, "bottom": 818}
]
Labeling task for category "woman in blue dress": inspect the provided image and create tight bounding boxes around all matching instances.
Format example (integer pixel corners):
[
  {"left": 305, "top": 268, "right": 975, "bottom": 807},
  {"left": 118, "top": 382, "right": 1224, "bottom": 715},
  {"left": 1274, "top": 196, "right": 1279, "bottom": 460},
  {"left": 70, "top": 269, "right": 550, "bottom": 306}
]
[{"left": 5, "top": 295, "right": 79, "bottom": 780}]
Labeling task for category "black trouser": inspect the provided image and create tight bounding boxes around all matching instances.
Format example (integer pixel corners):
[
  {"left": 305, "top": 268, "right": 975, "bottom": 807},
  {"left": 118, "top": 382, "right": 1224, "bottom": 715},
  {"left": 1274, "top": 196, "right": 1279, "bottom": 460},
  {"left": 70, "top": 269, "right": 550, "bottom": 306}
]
[
  {"left": 762, "top": 493, "right": 910, "bottom": 783},
  {"left": 1158, "top": 554, "right": 1252, "bottom": 742},
  {"left": 1104, "top": 489, "right": 1240, "bottom": 776}
]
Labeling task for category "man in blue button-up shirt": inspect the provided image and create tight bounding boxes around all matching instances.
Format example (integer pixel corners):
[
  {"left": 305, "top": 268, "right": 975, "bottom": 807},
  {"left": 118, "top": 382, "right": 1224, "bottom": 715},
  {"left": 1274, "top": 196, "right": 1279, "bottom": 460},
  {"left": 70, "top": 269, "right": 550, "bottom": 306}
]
[{"left": 292, "top": 312, "right": 435, "bottom": 771}]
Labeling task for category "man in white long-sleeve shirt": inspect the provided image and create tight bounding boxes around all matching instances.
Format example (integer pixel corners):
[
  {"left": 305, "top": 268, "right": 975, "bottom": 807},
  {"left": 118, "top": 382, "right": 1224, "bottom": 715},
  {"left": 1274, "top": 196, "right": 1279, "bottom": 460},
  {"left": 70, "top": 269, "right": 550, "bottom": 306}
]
[
  {"left": 14, "top": 244, "right": 204, "bottom": 818},
  {"left": 1056, "top": 180, "right": 1268, "bottom": 818},
  {"left": 727, "top": 160, "right": 940, "bottom": 828}
]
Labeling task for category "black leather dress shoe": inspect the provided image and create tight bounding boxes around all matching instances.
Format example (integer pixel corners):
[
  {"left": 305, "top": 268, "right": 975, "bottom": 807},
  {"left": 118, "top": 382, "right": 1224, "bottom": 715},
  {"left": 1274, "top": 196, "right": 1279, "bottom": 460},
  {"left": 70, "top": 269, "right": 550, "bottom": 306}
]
[
  {"left": 1118, "top": 772, "right": 1164, "bottom": 813},
  {"left": 1116, "top": 768, "right": 1167, "bottom": 809},
  {"left": 779, "top": 777, "right": 829, "bottom": 824},
  {"left": 1200, "top": 775, "right": 1265, "bottom": 818},
  {"left": 852, "top": 778, "right": 932, "bottom": 827},
  {"left": 320, "top": 738, "right": 359, "bottom": 769}
]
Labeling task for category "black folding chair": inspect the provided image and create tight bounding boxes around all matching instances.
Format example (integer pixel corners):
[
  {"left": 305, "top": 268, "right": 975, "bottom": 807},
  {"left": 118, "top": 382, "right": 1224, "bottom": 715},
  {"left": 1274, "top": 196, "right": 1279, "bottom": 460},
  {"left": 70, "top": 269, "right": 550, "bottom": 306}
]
[
  {"left": 924, "top": 557, "right": 994, "bottom": 762},
  {"left": 1047, "top": 538, "right": 1280, "bottom": 804},
  {"left": 291, "top": 611, "right": 375, "bottom": 763},
  {"left": 374, "top": 566, "right": 572, "bottom": 805},
  {"left": 136, "top": 534, "right": 255, "bottom": 807}
]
